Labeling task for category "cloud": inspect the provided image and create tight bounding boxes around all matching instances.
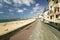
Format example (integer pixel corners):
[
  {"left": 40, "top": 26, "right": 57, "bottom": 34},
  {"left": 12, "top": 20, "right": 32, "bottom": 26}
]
[
  {"left": 10, "top": 13, "right": 14, "bottom": 15},
  {"left": 30, "top": 3, "right": 44, "bottom": 14},
  {"left": 0, "top": 3, "right": 3, "bottom": 8},
  {"left": 3, "top": 0, "right": 35, "bottom": 7},
  {"left": 17, "top": 9, "right": 24, "bottom": 13},
  {"left": 35, "top": 3, "right": 40, "bottom": 7},
  {"left": 4, "top": 0, "right": 12, "bottom": 4},
  {"left": 0, "top": 12, "right": 4, "bottom": 14},
  {"left": 8, "top": 9, "right": 14, "bottom": 12},
  {"left": 13, "top": 0, "right": 22, "bottom": 5},
  {"left": 13, "top": 0, "right": 35, "bottom": 6},
  {"left": 17, "top": 8, "right": 27, "bottom": 13},
  {"left": 0, "top": 0, "right": 2, "bottom": 3},
  {"left": 23, "top": 8, "right": 27, "bottom": 10},
  {"left": 22, "top": 0, "right": 34, "bottom": 6}
]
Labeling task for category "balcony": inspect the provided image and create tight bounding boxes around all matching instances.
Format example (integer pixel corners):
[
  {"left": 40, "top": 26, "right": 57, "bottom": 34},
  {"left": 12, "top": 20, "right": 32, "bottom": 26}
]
[{"left": 49, "top": 13, "right": 54, "bottom": 16}]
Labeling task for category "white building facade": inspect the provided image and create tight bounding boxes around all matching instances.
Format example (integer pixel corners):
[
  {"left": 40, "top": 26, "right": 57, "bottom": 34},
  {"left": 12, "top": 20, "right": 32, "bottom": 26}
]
[{"left": 47, "top": 0, "right": 60, "bottom": 23}]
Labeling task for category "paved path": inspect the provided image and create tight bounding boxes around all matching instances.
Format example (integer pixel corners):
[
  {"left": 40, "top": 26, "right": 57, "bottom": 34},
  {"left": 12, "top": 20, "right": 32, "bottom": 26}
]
[
  {"left": 2, "top": 19, "right": 60, "bottom": 40},
  {"left": 29, "top": 19, "right": 60, "bottom": 40},
  {"left": 10, "top": 20, "right": 37, "bottom": 40}
]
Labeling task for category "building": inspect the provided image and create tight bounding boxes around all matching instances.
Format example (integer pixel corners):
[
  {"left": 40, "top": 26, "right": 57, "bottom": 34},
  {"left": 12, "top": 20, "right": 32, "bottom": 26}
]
[
  {"left": 39, "top": 13, "right": 44, "bottom": 21},
  {"left": 43, "top": 9, "right": 50, "bottom": 23},
  {"left": 47, "top": 0, "right": 60, "bottom": 23},
  {"left": 39, "top": 10, "right": 49, "bottom": 23},
  {"left": 43, "top": 9, "right": 49, "bottom": 20}
]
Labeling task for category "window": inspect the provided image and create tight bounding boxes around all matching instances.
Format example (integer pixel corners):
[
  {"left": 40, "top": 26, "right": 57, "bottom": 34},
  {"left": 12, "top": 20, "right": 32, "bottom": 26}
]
[
  {"left": 47, "top": 12, "right": 49, "bottom": 15},
  {"left": 50, "top": 16, "right": 52, "bottom": 19},
  {"left": 50, "top": 10, "right": 52, "bottom": 13},
  {"left": 56, "top": 14, "right": 60, "bottom": 18},
  {"left": 56, "top": 1, "right": 58, "bottom": 3},
  {"left": 47, "top": 17, "right": 49, "bottom": 18},
  {"left": 57, "top": 7, "right": 59, "bottom": 12},
  {"left": 55, "top": 0, "right": 58, "bottom": 3},
  {"left": 54, "top": 7, "right": 59, "bottom": 13},
  {"left": 50, "top": 6, "right": 52, "bottom": 8},
  {"left": 52, "top": 0, "right": 54, "bottom": 1},
  {"left": 54, "top": 7, "right": 56, "bottom": 13},
  {"left": 56, "top": 15, "right": 58, "bottom": 18}
]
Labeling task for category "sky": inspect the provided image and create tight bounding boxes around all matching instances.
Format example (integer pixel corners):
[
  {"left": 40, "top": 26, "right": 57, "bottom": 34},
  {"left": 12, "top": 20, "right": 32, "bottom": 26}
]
[{"left": 0, "top": 0, "right": 48, "bottom": 19}]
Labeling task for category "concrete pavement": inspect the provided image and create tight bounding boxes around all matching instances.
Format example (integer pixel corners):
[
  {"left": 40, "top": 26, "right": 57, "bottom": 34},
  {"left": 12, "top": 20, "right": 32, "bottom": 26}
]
[
  {"left": 10, "top": 19, "right": 37, "bottom": 40},
  {"left": 29, "top": 19, "right": 60, "bottom": 40},
  {"left": 1, "top": 19, "right": 60, "bottom": 40}
]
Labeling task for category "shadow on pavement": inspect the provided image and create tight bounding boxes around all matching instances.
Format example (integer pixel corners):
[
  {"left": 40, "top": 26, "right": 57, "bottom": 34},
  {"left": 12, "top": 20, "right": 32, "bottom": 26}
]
[{"left": 0, "top": 21, "right": 35, "bottom": 40}]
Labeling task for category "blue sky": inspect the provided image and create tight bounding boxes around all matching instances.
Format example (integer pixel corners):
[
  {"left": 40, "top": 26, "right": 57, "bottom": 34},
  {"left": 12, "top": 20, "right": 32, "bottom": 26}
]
[{"left": 0, "top": 0, "right": 48, "bottom": 19}]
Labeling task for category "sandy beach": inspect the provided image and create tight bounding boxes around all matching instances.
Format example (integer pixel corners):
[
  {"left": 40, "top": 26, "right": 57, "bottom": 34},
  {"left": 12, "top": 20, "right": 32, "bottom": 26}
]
[{"left": 0, "top": 19, "right": 36, "bottom": 36}]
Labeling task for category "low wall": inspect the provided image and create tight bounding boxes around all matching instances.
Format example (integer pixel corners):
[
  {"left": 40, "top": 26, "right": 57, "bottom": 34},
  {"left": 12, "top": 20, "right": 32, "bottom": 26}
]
[
  {"left": 47, "top": 22, "right": 60, "bottom": 31},
  {"left": 0, "top": 19, "right": 36, "bottom": 36},
  {"left": 0, "top": 19, "right": 36, "bottom": 40}
]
